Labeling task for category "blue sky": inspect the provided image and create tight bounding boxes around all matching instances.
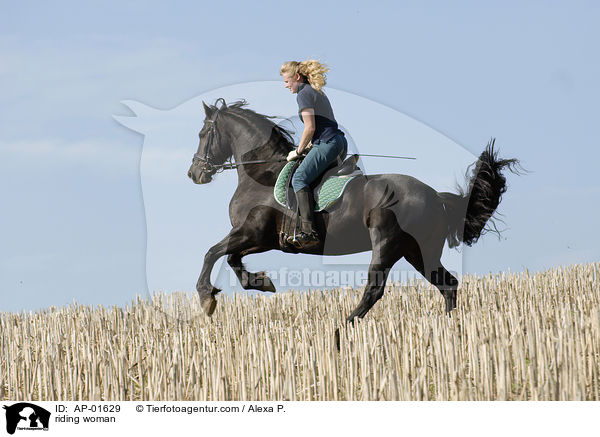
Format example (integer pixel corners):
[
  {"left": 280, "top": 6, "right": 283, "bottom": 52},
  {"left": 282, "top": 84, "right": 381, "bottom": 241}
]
[{"left": 1, "top": 1, "right": 599, "bottom": 313}]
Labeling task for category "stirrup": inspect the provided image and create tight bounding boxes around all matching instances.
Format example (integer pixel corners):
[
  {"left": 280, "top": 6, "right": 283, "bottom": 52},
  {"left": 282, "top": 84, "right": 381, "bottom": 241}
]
[
  {"left": 292, "top": 231, "right": 320, "bottom": 249},
  {"left": 285, "top": 233, "right": 298, "bottom": 246},
  {"left": 285, "top": 232, "right": 318, "bottom": 246}
]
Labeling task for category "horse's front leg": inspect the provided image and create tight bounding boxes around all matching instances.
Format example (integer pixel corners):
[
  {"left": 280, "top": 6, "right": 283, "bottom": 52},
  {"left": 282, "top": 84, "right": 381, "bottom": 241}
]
[
  {"left": 196, "top": 230, "right": 248, "bottom": 316},
  {"left": 227, "top": 253, "right": 276, "bottom": 293}
]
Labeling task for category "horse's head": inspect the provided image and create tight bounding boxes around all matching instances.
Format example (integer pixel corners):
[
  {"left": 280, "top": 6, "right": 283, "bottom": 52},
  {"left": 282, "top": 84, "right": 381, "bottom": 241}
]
[{"left": 188, "top": 98, "right": 233, "bottom": 184}]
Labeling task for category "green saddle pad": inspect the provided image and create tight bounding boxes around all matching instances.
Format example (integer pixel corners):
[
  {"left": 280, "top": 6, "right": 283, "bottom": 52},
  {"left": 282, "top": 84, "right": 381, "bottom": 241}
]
[{"left": 274, "top": 161, "right": 358, "bottom": 212}]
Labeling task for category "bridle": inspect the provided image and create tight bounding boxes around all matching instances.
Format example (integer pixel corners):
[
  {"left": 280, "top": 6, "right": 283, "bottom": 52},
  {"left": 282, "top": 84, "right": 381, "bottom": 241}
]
[
  {"left": 191, "top": 99, "right": 287, "bottom": 173},
  {"left": 192, "top": 103, "right": 225, "bottom": 175}
]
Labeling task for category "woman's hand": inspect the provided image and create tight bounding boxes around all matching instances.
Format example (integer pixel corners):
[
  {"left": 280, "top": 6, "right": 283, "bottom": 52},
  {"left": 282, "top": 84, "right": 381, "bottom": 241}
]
[
  {"left": 286, "top": 149, "right": 299, "bottom": 161},
  {"left": 297, "top": 141, "right": 312, "bottom": 156}
]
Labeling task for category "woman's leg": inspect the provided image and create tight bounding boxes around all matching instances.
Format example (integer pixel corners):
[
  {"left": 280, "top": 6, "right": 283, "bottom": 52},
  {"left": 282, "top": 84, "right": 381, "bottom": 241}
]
[
  {"left": 288, "top": 135, "right": 346, "bottom": 249},
  {"left": 292, "top": 135, "right": 346, "bottom": 192}
]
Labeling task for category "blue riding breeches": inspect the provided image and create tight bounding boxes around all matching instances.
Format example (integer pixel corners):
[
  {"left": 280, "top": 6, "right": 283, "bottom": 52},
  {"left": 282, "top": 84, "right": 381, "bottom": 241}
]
[{"left": 291, "top": 134, "right": 348, "bottom": 192}]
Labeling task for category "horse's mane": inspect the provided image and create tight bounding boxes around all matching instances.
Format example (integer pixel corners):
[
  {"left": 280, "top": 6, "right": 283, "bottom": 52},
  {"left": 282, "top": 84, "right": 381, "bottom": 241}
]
[{"left": 208, "top": 99, "right": 295, "bottom": 155}]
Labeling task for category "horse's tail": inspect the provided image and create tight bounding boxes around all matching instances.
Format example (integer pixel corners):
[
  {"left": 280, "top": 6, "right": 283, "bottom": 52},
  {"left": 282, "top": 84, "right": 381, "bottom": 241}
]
[{"left": 438, "top": 139, "right": 520, "bottom": 248}]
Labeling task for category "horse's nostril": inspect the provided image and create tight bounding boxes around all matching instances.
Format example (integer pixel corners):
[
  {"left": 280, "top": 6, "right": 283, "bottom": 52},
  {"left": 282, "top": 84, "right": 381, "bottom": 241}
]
[{"left": 188, "top": 170, "right": 192, "bottom": 179}]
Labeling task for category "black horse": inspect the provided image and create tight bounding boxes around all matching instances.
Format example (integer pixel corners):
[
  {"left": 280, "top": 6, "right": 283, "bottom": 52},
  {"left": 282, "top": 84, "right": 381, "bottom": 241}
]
[{"left": 187, "top": 99, "right": 518, "bottom": 322}]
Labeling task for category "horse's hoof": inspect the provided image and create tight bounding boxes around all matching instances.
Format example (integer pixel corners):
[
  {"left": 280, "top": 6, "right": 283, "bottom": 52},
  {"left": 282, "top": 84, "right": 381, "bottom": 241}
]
[
  {"left": 200, "top": 294, "right": 217, "bottom": 316},
  {"left": 258, "top": 273, "right": 276, "bottom": 293},
  {"left": 244, "top": 272, "right": 276, "bottom": 293},
  {"left": 445, "top": 306, "right": 456, "bottom": 316},
  {"left": 334, "top": 328, "right": 341, "bottom": 352},
  {"left": 197, "top": 286, "right": 220, "bottom": 316}
]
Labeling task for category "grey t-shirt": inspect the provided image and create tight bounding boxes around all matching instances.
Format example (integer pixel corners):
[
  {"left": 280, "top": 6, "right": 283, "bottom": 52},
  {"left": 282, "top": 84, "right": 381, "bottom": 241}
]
[{"left": 296, "top": 82, "right": 343, "bottom": 143}]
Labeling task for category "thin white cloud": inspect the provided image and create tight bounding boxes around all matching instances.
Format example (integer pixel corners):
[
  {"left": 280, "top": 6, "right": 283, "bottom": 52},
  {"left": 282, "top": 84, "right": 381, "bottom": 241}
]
[
  {"left": 0, "top": 36, "right": 234, "bottom": 120},
  {"left": 0, "top": 138, "right": 138, "bottom": 172}
]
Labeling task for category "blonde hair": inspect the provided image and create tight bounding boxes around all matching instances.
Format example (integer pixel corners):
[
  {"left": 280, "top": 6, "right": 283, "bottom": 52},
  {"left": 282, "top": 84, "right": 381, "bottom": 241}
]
[{"left": 280, "top": 60, "right": 329, "bottom": 93}]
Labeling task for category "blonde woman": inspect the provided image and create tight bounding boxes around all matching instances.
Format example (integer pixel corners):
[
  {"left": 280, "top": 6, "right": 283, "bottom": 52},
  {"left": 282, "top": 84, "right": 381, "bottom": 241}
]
[{"left": 280, "top": 60, "right": 348, "bottom": 249}]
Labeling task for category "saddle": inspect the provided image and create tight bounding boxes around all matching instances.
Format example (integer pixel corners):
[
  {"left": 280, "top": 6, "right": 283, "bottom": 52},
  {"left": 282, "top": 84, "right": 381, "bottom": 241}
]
[{"left": 274, "top": 154, "right": 363, "bottom": 212}]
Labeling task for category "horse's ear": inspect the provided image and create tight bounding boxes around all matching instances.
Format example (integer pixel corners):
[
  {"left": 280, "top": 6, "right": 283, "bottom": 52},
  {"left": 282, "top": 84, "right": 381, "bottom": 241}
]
[
  {"left": 203, "top": 101, "right": 215, "bottom": 119},
  {"left": 217, "top": 98, "right": 227, "bottom": 110}
]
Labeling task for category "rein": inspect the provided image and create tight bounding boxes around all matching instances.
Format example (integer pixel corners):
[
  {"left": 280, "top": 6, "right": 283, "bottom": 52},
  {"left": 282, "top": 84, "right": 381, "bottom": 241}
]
[
  {"left": 194, "top": 154, "right": 417, "bottom": 173},
  {"left": 196, "top": 157, "right": 289, "bottom": 173}
]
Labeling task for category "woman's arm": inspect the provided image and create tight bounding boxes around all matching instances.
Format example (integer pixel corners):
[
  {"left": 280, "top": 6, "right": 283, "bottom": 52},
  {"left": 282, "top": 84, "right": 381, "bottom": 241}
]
[{"left": 297, "top": 108, "right": 315, "bottom": 154}]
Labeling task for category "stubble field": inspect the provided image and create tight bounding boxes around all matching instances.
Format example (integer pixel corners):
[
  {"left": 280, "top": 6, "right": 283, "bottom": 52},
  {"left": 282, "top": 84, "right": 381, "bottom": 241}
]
[{"left": 1, "top": 263, "right": 599, "bottom": 401}]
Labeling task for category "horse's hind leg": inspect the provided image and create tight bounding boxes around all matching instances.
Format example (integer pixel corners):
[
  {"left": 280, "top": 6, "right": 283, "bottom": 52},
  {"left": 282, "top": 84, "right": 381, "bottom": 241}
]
[
  {"left": 346, "top": 260, "right": 395, "bottom": 323},
  {"left": 404, "top": 241, "right": 458, "bottom": 313},
  {"left": 346, "top": 208, "right": 402, "bottom": 324},
  {"left": 227, "top": 253, "right": 276, "bottom": 293},
  {"left": 434, "top": 264, "right": 458, "bottom": 313}
]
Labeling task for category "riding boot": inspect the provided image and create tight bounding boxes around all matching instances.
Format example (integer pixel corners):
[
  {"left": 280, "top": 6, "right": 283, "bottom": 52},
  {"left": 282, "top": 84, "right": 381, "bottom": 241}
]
[{"left": 288, "top": 188, "right": 320, "bottom": 249}]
